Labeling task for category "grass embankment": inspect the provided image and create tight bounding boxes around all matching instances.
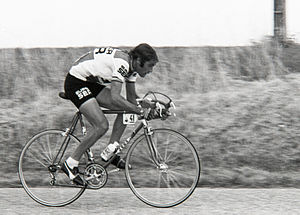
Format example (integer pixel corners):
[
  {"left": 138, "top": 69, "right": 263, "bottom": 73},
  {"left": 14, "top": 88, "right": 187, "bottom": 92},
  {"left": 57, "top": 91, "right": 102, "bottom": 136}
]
[{"left": 0, "top": 41, "right": 299, "bottom": 187}]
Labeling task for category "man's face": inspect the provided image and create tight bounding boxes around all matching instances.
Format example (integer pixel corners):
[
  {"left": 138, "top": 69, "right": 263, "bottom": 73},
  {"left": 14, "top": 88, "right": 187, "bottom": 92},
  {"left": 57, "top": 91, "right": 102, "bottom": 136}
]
[{"left": 135, "top": 59, "right": 157, "bottom": 77}]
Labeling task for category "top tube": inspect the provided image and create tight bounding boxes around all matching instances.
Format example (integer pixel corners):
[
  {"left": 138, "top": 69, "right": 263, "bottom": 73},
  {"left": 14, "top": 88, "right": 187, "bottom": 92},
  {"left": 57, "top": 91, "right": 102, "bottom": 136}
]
[{"left": 102, "top": 110, "right": 136, "bottom": 115}]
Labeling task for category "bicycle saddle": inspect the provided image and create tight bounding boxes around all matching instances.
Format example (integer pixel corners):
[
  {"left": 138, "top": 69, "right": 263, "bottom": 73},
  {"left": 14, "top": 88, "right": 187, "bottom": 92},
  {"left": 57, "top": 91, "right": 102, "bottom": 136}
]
[{"left": 59, "top": 92, "right": 69, "bottom": 100}]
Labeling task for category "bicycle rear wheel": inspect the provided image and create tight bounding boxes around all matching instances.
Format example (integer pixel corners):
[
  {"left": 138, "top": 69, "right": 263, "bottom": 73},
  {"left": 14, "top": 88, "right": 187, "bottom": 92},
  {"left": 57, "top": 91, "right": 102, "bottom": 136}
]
[
  {"left": 125, "top": 128, "right": 200, "bottom": 208},
  {"left": 18, "top": 129, "right": 87, "bottom": 207}
]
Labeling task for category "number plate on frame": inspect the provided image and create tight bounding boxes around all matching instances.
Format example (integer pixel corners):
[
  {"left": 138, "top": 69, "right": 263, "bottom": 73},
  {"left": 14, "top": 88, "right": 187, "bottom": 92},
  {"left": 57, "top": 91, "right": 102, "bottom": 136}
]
[{"left": 123, "top": 114, "right": 138, "bottom": 124}]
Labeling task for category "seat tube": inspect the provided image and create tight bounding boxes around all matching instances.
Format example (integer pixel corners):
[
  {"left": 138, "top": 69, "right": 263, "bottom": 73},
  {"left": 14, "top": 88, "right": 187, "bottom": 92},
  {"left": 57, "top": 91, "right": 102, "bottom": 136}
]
[{"left": 53, "top": 112, "right": 81, "bottom": 165}]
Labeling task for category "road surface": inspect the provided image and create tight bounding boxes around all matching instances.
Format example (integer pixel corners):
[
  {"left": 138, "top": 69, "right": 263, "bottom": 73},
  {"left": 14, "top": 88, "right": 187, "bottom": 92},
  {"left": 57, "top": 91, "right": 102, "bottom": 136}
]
[{"left": 0, "top": 188, "right": 299, "bottom": 214}]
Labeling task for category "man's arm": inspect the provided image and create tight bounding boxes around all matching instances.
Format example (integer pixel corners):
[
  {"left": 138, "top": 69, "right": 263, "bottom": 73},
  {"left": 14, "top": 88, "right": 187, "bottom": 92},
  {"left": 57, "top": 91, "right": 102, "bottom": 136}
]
[
  {"left": 125, "top": 81, "right": 138, "bottom": 105},
  {"left": 111, "top": 80, "right": 140, "bottom": 113}
]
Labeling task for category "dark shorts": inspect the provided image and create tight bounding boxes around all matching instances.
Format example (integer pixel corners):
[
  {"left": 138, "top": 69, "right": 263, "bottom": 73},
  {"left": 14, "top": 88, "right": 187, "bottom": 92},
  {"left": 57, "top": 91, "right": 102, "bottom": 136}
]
[{"left": 64, "top": 73, "right": 106, "bottom": 109}]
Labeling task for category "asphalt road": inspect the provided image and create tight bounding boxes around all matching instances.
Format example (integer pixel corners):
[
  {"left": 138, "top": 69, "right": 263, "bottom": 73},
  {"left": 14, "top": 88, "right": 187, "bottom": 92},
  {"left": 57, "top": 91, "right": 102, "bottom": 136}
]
[{"left": 1, "top": 188, "right": 299, "bottom": 215}]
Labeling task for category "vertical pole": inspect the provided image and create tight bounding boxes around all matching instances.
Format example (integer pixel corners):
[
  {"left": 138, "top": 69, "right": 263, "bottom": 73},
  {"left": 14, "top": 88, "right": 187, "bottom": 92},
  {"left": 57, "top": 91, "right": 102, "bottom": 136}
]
[{"left": 274, "top": 0, "right": 286, "bottom": 42}]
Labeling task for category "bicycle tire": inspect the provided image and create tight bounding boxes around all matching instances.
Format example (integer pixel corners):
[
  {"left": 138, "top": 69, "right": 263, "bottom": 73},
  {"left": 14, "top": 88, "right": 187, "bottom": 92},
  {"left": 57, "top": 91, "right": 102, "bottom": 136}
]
[
  {"left": 125, "top": 128, "right": 200, "bottom": 208},
  {"left": 18, "top": 129, "right": 87, "bottom": 207}
]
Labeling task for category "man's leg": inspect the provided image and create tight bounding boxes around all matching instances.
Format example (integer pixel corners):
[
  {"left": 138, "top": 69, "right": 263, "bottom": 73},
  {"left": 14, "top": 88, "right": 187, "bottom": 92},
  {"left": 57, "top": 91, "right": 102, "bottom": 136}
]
[
  {"left": 62, "top": 98, "right": 108, "bottom": 184},
  {"left": 71, "top": 98, "right": 109, "bottom": 161},
  {"left": 96, "top": 88, "right": 128, "bottom": 143},
  {"left": 109, "top": 114, "right": 127, "bottom": 143}
]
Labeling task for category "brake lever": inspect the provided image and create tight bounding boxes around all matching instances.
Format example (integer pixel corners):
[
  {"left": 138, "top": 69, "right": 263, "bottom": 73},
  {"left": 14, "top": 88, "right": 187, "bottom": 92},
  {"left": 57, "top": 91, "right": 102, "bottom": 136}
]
[
  {"left": 170, "top": 101, "right": 176, "bottom": 109},
  {"left": 155, "top": 102, "right": 163, "bottom": 117}
]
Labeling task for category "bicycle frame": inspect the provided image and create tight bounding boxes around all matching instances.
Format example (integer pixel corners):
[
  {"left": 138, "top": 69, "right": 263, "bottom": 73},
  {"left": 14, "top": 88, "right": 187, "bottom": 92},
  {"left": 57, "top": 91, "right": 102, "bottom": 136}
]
[{"left": 51, "top": 110, "right": 162, "bottom": 170}]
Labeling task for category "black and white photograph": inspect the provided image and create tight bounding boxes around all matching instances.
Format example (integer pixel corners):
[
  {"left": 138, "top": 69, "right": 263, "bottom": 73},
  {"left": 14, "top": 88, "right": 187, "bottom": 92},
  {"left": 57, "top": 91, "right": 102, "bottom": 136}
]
[{"left": 0, "top": 0, "right": 299, "bottom": 214}]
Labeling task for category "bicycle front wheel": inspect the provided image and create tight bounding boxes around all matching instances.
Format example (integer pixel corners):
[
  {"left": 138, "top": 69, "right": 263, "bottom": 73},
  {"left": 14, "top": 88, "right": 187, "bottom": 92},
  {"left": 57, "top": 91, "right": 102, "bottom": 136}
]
[
  {"left": 18, "top": 129, "right": 87, "bottom": 207},
  {"left": 125, "top": 128, "right": 200, "bottom": 208}
]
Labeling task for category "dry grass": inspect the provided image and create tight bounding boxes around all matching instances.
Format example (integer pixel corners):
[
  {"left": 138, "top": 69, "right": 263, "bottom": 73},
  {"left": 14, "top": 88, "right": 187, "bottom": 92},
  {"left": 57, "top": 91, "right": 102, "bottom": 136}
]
[
  {"left": 167, "top": 74, "right": 300, "bottom": 187},
  {"left": 1, "top": 40, "right": 300, "bottom": 187}
]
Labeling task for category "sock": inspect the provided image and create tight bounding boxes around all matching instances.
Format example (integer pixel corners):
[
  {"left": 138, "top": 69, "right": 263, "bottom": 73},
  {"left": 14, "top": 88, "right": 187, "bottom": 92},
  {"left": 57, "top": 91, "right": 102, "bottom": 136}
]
[{"left": 66, "top": 157, "right": 79, "bottom": 169}]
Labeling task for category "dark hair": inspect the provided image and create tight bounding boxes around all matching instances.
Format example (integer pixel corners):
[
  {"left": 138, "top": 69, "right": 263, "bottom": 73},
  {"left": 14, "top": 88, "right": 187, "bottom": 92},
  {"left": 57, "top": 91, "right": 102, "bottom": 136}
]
[{"left": 129, "top": 43, "right": 158, "bottom": 66}]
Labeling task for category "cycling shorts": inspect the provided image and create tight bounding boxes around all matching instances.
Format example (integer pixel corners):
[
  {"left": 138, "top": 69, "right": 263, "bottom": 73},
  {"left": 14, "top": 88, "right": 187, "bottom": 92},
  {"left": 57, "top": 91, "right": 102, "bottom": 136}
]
[{"left": 64, "top": 73, "right": 106, "bottom": 109}]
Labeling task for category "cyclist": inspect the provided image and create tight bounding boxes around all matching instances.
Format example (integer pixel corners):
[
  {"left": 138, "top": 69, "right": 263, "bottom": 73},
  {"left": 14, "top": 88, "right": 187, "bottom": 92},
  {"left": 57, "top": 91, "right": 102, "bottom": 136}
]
[{"left": 61, "top": 43, "right": 158, "bottom": 185}]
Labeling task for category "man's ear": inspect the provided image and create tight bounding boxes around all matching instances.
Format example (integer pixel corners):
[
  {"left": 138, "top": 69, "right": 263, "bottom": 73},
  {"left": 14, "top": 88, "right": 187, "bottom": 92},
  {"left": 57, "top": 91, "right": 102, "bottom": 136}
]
[{"left": 137, "top": 57, "right": 143, "bottom": 67}]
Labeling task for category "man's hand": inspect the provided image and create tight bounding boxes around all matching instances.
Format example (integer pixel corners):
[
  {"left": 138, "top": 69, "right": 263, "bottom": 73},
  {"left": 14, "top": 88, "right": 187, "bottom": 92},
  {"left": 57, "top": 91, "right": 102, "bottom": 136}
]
[
  {"left": 146, "top": 108, "right": 161, "bottom": 120},
  {"left": 138, "top": 107, "right": 161, "bottom": 120},
  {"left": 139, "top": 99, "right": 156, "bottom": 109}
]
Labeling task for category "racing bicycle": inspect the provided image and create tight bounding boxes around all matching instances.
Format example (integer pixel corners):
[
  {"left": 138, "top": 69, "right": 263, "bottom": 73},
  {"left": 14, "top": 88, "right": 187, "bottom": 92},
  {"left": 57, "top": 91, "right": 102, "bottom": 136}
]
[{"left": 18, "top": 91, "right": 201, "bottom": 208}]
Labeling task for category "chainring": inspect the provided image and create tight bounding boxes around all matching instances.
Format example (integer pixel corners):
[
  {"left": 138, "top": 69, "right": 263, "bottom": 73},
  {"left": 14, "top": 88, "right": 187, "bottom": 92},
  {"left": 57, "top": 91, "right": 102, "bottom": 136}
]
[{"left": 83, "top": 163, "right": 108, "bottom": 189}]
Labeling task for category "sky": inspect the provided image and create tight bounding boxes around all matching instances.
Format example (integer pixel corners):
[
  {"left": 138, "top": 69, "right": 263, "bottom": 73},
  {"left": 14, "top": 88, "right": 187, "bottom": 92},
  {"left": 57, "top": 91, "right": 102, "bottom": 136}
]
[{"left": 0, "top": 0, "right": 299, "bottom": 47}]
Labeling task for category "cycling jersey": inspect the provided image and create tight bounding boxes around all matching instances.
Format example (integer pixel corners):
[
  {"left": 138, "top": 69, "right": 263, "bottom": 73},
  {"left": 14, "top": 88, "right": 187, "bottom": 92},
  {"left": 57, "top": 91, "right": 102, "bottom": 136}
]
[{"left": 69, "top": 47, "right": 137, "bottom": 84}]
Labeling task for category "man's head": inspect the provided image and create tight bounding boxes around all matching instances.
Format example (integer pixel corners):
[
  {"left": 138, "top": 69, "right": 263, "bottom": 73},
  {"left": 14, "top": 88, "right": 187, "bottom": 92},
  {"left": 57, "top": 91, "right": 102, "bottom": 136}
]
[{"left": 129, "top": 43, "right": 158, "bottom": 77}]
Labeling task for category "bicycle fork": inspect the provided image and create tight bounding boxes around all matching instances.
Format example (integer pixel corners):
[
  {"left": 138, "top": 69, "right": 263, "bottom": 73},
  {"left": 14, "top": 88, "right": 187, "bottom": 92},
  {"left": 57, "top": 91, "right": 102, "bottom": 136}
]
[
  {"left": 115, "top": 119, "right": 162, "bottom": 169},
  {"left": 143, "top": 121, "right": 164, "bottom": 168}
]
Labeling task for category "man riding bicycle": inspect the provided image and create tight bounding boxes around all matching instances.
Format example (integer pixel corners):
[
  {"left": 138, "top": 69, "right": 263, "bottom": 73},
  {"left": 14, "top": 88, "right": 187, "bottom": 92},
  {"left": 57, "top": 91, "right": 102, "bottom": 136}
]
[{"left": 61, "top": 43, "right": 158, "bottom": 185}]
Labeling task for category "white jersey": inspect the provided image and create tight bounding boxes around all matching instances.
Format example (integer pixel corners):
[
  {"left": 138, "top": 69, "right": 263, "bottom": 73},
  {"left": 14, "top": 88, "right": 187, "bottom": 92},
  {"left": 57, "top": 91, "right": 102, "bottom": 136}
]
[{"left": 69, "top": 47, "right": 137, "bottom": 84}]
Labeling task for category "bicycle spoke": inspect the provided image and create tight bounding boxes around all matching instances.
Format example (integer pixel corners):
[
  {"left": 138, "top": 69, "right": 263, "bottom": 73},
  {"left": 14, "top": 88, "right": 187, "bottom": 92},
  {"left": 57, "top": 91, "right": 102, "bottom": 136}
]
[
  {"left": 166, "top": 173, "right": 181, "bottom": 188},
  {"left": 46, "top": 133, "right": 53, "bottom": 160},
  {"left": 163, "top": 134, "right": 171, "bottom": 162},
  {"left": 168, "top": 170, "right": 196, "bottom": 182},
  {"left": 131, "top": 150, "right": 155, "bottom": 166},
  {"left": 157, "top": 172, "right": 162, "bottom": 188},
  {"left": 161, "top": 173, "right": 171, "bottom": 188},
  {"left": 26, "top": 149, "right": 49, "bottom": 168},
  {"left": 37, "top": 137, "right": 52, "bottom": 162},
  {"left": 42, "top": 148, "right": 52, "bottom": 164},
  {"left": 170, "top": 165, "right": 196, "bottom": 173},
  {"left": 165, "top": 151, "right": 175, "bottom": 163}
]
